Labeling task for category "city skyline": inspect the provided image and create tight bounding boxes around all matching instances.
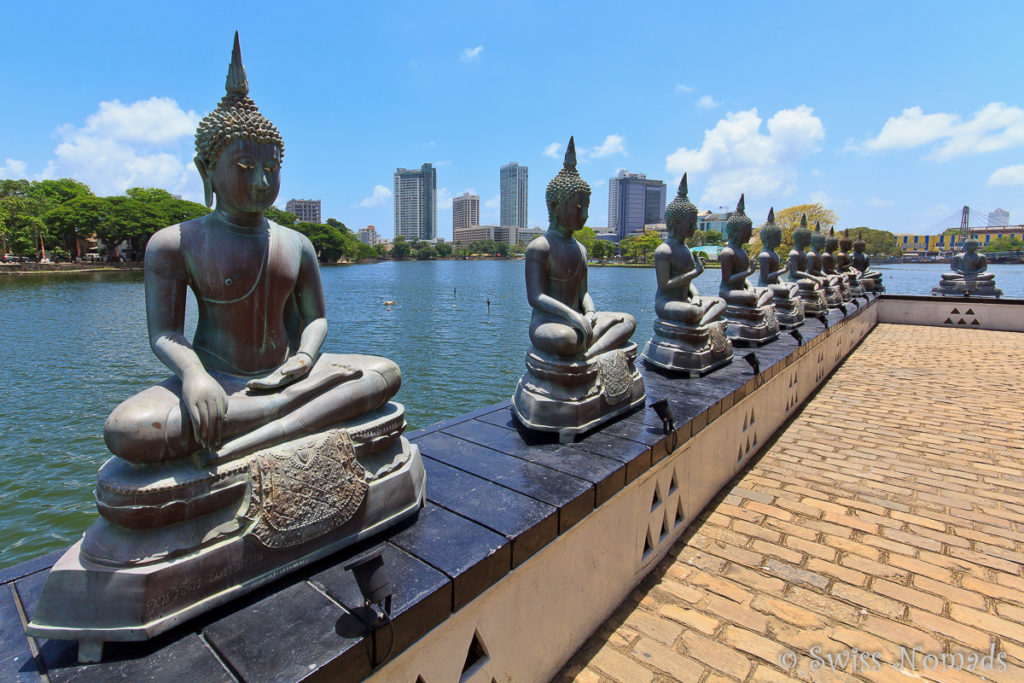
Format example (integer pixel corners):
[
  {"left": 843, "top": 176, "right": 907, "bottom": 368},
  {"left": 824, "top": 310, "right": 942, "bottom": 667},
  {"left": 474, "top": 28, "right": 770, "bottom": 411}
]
[
  {"left": 0, "top": 3, "right": 1021, "bottom": 241},
  {"left": 499, "top": 162, "right": 528, "bottom": 229},
  {"left": 394, "top": 163, "right": 438, "bottom": 242}
]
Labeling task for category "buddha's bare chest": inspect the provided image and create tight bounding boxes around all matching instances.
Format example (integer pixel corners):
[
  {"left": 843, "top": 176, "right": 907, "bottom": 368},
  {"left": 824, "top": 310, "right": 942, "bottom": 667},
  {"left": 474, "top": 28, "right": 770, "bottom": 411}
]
[{"left": 185, "top": 233, "right": 298, "bottom": 306}]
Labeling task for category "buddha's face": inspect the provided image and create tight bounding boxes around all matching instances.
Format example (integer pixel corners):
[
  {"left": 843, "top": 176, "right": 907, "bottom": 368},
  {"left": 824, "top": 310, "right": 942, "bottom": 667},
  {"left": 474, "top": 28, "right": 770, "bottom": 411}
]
[
  {"left": 728, "top": 224, "right": 750, "bottom": 246},
  {"left": 794, "top": 233, "right": 810, "bottom": 250},
  {"left": 764, "top": 231, "right": 781, "bottom": 249},
  {"left": 211, "top": 138, "right": 282, "bottom": 216},
  {"left": 668, "top": 212, "right": 696, "bottom": 240},
  {"left": 965, "top": 240, "right": 979, "bottom": 254},
  {"left": 555, "top": 190, "right": 589, "bottom": 233}
]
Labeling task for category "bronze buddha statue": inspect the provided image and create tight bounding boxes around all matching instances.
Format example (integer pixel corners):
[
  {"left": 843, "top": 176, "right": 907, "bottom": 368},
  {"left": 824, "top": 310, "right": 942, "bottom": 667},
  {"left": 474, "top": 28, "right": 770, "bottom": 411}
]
[
  {"left": 717, "top": 195, "right": 779, "bottom": 344},
  {"left": 513, "top": 137, "right": 645, "bottom": 441},
  {"left": 786, "top": 214, "right": 828, "bottom": 316},
  {"left": 756, "top": 208, "right": 805, "bottom": 328},
  {"left": 28, "top": 34, "right": 426, "bottom": 661},
  {"left": 643, "top": 174, "right": 733, "bottom": 374}
]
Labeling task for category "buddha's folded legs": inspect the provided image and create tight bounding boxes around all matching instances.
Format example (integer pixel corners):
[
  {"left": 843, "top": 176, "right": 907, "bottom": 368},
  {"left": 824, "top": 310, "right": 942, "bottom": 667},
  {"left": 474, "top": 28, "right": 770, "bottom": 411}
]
[
  {"left": 105, "top": 354, "right": 400, "bottom": 464},
  {"left": 586, "top": 311, "right": 636, "bottom": 358}
]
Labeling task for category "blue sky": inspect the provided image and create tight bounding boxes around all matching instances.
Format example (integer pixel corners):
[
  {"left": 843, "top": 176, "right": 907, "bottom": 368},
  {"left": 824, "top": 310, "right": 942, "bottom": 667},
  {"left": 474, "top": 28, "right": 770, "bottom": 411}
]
[{"left": 2, "top": 1, "right": 1022, "bottom": 239}]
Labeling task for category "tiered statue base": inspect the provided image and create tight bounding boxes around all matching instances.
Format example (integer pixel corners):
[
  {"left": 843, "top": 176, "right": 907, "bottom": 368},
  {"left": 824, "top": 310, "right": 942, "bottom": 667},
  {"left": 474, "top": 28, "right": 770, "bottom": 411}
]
[
  {"left": 513, "top": 343, "right": 646, "bottom": 443},
  {"left": 796, "top": 286, "right": 828, "bottom": 317},
  {"left": 723, "top": 303, "right": 780, "bottom": 346},
  {"left": 859, "top": 277, "right": 884, "bottom": 293},
  {"left": 643, "top": 319, "right": 733, "bottom": 377},
  {"left": 822, "top": 283, "right": 843, "bottom": 308},
  {"left": 771, "top": 295, "right": 805, "bottom": 329},
  {"left": 847, "top": 278, "right": 866, "bottom": 298},
  {"left": 931, "top": 279, "right": 1003, "bottom": 298},
  {"left": 835, "top": 278, "right": 852, "bottom": 302},
  {"left": 26, "top": 402, "right": 425, "bottom": 662}
]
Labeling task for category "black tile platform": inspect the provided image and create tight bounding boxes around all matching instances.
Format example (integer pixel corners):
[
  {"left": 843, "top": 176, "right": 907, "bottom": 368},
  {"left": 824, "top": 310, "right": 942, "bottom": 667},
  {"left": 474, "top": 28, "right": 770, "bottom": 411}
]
[{"left": 0, "top": 298, "right": 877, "bottom": 681}]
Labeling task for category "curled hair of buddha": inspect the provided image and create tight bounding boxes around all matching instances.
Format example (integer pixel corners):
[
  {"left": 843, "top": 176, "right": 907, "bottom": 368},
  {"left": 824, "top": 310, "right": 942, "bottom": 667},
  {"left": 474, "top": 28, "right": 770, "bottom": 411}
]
[
  {"left": 759, "top": 207, "right": 781, "bottom": 245},
  {"left": 810, "top": 222, "right": 826, "bottom": 250},
  {"left": 195, "top": 32, "right": 284, "bottom": 175},
  {"left": 725, "top": 194, "right": 751, "bottom": 240},
  {"left": 793, "top": 213, "right": 811, "bottom": 247},
  {"left": 853, "top": 230, "right": 867, "bottom": 250},
  {"left": 545, "top": 136, "right": 591, "bottom": 222},
  {"left": 964, "top": 237, "right": 980, "bottom": 250},
  {"left": 839, "top": 229, "right": 853, "bottom": 251},
  {"left": 825, "top": 226, "right": 839, "bottom": 251},
  {"left": 664, "top": 173, "right": 698, "bottom": 228}
]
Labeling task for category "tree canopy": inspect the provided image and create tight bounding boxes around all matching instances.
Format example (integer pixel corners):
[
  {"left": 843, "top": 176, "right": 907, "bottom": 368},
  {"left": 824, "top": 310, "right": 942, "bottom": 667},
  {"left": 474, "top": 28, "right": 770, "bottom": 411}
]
[
  {"left": 747, "top": 203, "right": 840, "bottom": 257},
  {"left": 619, "top": 229, "right": 662, "bottom": 264},
  {"left": 981, "top": 235, "right": 1024, "bottom": 253}
]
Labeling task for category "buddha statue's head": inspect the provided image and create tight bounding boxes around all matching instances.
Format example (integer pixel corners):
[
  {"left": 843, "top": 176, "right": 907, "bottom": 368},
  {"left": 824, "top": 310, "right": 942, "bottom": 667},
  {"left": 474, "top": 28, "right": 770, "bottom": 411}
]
[
  {"left": 964, "top": 237, "right": 980, "bottom": 254},
  {"left": 810, "top": 222, "right": 826, "bottom": 251},
  {"left": 825, "top": 227, "right": 839, "bottom": 253},
  {"left": 792, "top": 214, "right": 811, "bottom": 250},
  {"left": 759, "top": 208, "right": 781, "bottom": 250},
  {"left": 664, "top": 174, "right": 698, "bottom": 241},
  {"left": 725, "top": 195, "right": 752, "bottom": 245},
  {"left": 194, "top": 33, "right": 285, "bottom": 213},
  {"left": 546, "top": 137, "right": 591, "bottom": 235},
  {"left": 839, "top": 229, "right": 854, "bottom": 252},
  {"left": 853, "top": 231, "right": 867, "bottom": 253}
]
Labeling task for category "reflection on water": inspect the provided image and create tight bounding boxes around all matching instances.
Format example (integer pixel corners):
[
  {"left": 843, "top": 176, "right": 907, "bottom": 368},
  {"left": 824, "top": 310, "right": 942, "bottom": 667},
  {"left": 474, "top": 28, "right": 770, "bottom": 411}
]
[{"left": 0, "top": 261, "right": 1021, "bottom": 567}]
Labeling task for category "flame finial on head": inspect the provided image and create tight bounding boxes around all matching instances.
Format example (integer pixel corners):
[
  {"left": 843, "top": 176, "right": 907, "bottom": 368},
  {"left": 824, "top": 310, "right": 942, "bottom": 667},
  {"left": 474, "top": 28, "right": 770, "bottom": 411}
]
[
  {"left": 726, "top": 193, "right": 752, "bottom": 239},
  {"left": 545, "top": 135, "right": 591, "bottom": 224},
  {"left": 194, "top": 31, "right": 285, "bottom": 205},
  {"left": 759, "top": 207, "right": 781, "bottom": 246},
  {"left": 226, "top": 31, "right": 249, "bottom": 96},
  {"left": 664, "top": 172, "right": 697, "bottom": 228}
]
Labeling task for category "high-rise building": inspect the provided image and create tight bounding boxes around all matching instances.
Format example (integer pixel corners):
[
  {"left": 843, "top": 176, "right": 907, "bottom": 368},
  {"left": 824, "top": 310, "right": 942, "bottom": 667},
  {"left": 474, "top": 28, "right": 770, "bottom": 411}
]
[
  {"left": 285, "top": 198, "right": 321, "bottom": 224},
  {"left": 453, "top": 192, "right": 480, "bottom": 232},
  {"left": 989, "top": 208, "right": 1010, "bottom": 227},
  {"left": 393, "top": 163, "right": 437, "bottom": 242},
  {"left": 500, "top": 162, "right": 529, "bottom": 228},
  {"left": 452, "top": 225, "right": 519, "bottom": 248},
  {"left": 607, "top": 171, "right": 667, "bottom": 241}
]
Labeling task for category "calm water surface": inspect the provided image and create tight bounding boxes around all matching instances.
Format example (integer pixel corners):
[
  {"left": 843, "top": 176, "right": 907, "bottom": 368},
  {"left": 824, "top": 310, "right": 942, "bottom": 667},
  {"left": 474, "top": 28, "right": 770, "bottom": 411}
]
[{"left": 1, "top": 261, "right": 1021, "bottom": 567}]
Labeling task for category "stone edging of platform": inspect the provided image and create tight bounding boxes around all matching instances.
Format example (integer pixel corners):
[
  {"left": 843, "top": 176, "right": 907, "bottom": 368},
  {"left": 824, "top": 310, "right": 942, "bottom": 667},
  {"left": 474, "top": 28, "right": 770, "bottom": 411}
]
[{"left": 0, "top": 299, "right": 879, "bottom": 682}]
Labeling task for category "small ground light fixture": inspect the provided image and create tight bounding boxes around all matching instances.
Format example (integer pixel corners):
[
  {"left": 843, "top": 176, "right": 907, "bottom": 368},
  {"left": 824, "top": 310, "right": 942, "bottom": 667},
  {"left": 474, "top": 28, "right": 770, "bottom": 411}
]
[
  {"left": 790, "top": 329, "right": 804, "bottom": 346},
  {"left": 818, "top": 313, "right": 829, "bottom": 328},
  {"left": 838, "top": 304, "right": 848, "bottom": 316},
  {"left": 743, "top": 352, "right": 760, "bottom": 375},
  {"left": 345, "top": 549, "right": 393, "bottom": 626},
  {"left": 850, "top": 299, "right": 860, "bottom": 309},
  {"left": 650, "top": 398, "right": 676, "bottom": 435}
]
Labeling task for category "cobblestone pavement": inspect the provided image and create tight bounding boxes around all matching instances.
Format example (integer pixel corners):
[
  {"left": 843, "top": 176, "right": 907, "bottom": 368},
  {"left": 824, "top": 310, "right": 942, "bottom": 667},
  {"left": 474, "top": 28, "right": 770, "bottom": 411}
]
[{"left": 559, "top": 324, "right": 1024, "bottom": 683}]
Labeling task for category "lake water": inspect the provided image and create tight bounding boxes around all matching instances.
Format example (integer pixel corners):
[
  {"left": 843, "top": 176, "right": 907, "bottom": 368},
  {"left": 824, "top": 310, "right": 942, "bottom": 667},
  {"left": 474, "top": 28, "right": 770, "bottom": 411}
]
[{"left": 1, "top": 261, "right": 1021, "bottom": 568}]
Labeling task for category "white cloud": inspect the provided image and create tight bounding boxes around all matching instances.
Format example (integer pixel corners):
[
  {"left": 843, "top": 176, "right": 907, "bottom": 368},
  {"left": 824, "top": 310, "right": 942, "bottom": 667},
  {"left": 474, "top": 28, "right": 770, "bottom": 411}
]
[
  {"left": 460, "top": 46, "right": 483, "bottom": 62},
  {"left": 988, "top": 164, "right": 1024, "bottom": 186},
  {"left": 0, "top": 158, "right": 27, "bottom": 179},
  {"left": 544, "top": 142, "right": 562, "bottom": 158},
  {"left": 665, "top": 106, "right": 825, "bottom": 206},
  {"left": 590, "top": 134, "right": 626, "bottom": 158},
  {"left": 484, "top": 194, "right": 500, "bottom": 209},
  {"left": 852, "top": 103, "right": 1024, "bottom": 161},
  {"left": 358, "top": 184, "right": 392, "bottom": 207},
  {"left": 433, "top": 160, "right": 452, "bottom": 167},
  {"left": 926, "top": 203, "right": 951, "bottom": 218},
  {"left": 866, "top": 196, "right": 894, "bottom": 208},
  {"left": 437, "top": 188, "right": 453, "bottom": 210},
  {"left": 809, "top": 191, "right": 833, "bottom": 206},
  {"left": 425, "top": 141, "right": 437, "bottom": 148},
  {"left": 36, "top": 97, "right": 202, "bottom": 198},
  {"left": 697, "top": 95, "right": 718, "bottom": 110},
  {"left": 674, "top": 84, "right": 695, "bottom": 94}
]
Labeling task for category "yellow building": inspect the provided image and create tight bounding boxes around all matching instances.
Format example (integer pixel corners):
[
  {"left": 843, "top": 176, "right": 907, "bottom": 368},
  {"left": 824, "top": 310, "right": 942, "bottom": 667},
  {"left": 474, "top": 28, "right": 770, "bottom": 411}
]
[{"left": 895, "top": 226, "right": 1024, "bottom": 254}]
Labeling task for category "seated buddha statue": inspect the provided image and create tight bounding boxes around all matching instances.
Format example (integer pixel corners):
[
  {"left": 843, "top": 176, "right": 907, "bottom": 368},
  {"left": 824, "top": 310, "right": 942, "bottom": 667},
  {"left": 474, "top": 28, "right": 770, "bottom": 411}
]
[
  {"left": 933, "top": 237, "right": 1002, "bottom": 297},
  {"left": 756, "top": 208, "right": 804, "bottom": 328},
  {"left": 786, "top": 214, "right": 828, "bottom": 316},
  {"left": 822, "top": 227, "right": 852, "bottom": 302},
  {"left": 27, "top": 34, "right": 425, "bottom": 660},
  {"left": 718, "top": 195, "right": 779, "bottom": 344},
  {"left": 836, "top": 230, "right": 866, "bottom": 297},
  {"left": 851, "top": 232, "right": 885, "bottom": 293},
  {"left": 807, "top": 222, "right": 843, "bottom": 307},
  {"left": 643, "top": 174, "right": 733, "bottom": 375},
  {"left": 513, "top": 137, "right": 645, "bottom": 441}
]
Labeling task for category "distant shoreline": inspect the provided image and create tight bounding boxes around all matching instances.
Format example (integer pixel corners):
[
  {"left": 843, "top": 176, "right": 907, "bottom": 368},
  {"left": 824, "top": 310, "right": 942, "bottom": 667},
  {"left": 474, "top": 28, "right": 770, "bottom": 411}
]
[{"left": 0, "top": 263, "right": 143, "bottom": 275}]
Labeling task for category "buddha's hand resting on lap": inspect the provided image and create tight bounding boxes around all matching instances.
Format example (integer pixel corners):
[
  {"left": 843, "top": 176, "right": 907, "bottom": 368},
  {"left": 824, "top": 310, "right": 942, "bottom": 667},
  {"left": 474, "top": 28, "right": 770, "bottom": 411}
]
[
  {"left": 246, "top": 352, "right": 315, "bottom": 392},
  {"left": 183, "top": 371, "right": 229, "bottom": 448},
  {"left": 573, "top": 312, "right": 595, "bottom": 349}
]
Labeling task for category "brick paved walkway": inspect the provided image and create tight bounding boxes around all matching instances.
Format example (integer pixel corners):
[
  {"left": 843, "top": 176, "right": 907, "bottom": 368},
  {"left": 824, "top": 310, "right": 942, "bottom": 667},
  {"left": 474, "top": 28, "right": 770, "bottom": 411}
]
[{"left": 559, "top": 324, "right": 1024, "bottom": 683}]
